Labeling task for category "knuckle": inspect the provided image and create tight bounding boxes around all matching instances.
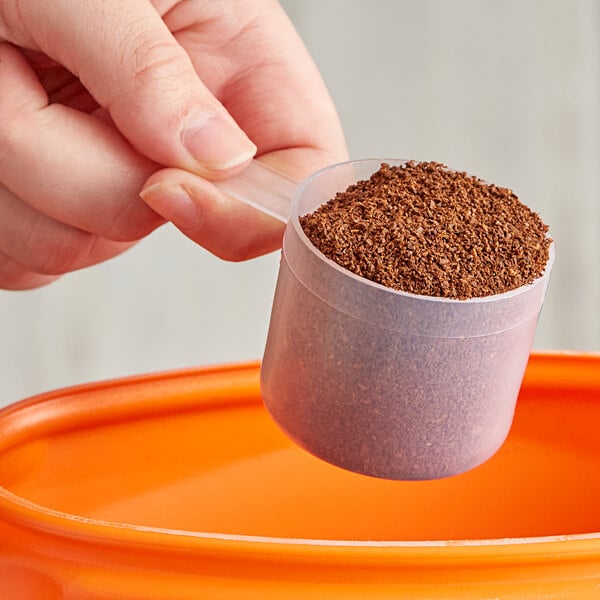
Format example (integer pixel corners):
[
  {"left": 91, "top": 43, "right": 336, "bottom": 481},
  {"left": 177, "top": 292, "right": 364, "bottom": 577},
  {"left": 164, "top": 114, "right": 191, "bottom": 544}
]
[
  {"left": 34, "top": 235, "right": 85, "bottom": 276},
  {"left": 0, "top": 109, "right": 47, "bottom": 176},
  {"left": 0, "top": 1, "right": 27, "bottom": 42},
  {"left": 121, "top": 32, "right": 192, "bottom": 93},
  {"left": 102, "top": 197, "right": 163, "bottom": 242},
  {"left": 0, "top": 113, "right": 22, "bottom": 173},
  {"left": 0, "top": 253, "right": 57, "bottom": 290},
  {"left": 19, "top": 218, "right": 88, "bottom": 275}
]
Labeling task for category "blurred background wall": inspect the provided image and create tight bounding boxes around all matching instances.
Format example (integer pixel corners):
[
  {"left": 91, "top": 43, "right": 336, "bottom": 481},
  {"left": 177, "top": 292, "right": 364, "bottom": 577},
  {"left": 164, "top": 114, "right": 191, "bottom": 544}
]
[{"left": 0, "top": 0, "right": 598, "bottom": 407}]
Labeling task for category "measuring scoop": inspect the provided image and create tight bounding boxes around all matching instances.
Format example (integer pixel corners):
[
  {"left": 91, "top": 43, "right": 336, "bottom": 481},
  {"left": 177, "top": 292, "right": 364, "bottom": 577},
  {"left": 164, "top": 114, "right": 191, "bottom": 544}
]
[{"left": 218, "top": 159, "right": 555, "bottom": 480}]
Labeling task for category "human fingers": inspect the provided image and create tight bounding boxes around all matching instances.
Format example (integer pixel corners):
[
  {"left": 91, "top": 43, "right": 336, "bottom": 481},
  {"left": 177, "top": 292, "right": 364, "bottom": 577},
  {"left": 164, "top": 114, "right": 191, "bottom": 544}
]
[
  {"left": 167, "top": 0, "right": 347, "bottom": 169},
  {"left": 140, "top": 0, "right": 347, "bottom": 255},
  {"left": 0, "top": 183, "right": 135, "bottom": 286},
  {"left": 140, "top": 165, "right": 286, "bottom": 262},
  {"left": 0, "top": 41, "right": 162, "bottom": 241},
  {"left": 0, "top": 251, "right": 59, "bottom": 290},
  {"left": 139, "top": 143, "right": 347, "bottom": 261},
  {"left": 0, "top": 0, "right": 257, "bottom": 176}
]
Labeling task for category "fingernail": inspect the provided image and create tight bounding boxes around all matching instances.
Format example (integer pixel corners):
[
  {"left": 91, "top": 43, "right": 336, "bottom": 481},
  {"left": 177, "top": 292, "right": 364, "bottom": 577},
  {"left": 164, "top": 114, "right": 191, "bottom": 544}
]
[
  {"left": 182, "top": 112, "right": 257, "bottom": 172},
  {"left": 140, "top": 182, "right": 200, "bottom": 228}
]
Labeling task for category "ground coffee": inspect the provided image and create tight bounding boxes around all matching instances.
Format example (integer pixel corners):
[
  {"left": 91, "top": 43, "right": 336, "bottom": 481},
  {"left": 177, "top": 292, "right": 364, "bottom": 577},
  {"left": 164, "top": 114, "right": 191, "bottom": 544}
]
[{"left": 300, "top": 162, "right": 551, "bottom": 299}]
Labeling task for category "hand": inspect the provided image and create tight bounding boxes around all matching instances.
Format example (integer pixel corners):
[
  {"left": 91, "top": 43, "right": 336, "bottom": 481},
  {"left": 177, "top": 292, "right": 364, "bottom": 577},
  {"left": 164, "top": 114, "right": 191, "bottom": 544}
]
[{"left": 0, "top": 0, "right": 347, "bottom": 289}]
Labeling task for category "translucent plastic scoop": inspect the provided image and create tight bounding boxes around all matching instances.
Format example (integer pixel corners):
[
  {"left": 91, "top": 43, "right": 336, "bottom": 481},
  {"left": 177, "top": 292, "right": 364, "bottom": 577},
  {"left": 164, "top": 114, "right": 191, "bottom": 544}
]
[
  {"left": 218, "top": 159, "right": 555, "bottom": 481},
  {"left": 215, "top": 160, "right": 297, "bottom": 222}
]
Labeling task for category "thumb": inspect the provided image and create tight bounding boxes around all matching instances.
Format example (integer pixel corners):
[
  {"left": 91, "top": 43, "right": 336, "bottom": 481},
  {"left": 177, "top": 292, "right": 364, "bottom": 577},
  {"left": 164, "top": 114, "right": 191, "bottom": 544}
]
[{"left": 8, "top": 0, "right": 256, "bottom": 176}]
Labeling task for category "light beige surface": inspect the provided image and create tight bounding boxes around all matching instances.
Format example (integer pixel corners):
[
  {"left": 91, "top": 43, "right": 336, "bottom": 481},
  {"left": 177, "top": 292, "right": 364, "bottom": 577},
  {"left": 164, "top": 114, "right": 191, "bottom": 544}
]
[{"left": 0, "top": 0, "right": 598, "bottom": 407}]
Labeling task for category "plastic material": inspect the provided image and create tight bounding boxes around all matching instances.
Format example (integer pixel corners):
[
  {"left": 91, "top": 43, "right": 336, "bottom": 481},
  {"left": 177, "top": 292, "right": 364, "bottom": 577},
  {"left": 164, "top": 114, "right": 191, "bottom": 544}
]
[
  {"left": 261, "top": 159, "right": 555, "bottom": 480},
  {"left": 215, "top": 159, "right": 297, "bottom": 222},
  {"left": 0, "top": 353, "right": 599, "bottom": 598}
]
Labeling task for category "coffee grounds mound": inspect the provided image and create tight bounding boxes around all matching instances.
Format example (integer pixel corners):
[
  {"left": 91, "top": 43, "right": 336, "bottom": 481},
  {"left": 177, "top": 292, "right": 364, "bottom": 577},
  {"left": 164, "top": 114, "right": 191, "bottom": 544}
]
[{"left": 300, "top": 162, "right": 551, "bottom": 299}]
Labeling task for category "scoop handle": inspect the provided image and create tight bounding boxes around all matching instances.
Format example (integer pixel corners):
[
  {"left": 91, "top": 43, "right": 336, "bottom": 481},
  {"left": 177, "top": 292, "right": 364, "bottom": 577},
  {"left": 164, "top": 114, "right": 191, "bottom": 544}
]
[{"left": 214, "top": 160, "right": 298, "bottom": 222}]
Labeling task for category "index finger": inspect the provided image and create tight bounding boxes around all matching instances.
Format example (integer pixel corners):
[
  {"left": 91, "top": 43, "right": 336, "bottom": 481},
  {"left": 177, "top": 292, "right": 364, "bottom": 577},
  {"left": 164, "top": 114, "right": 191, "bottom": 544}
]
[{"left": 1, "top": 0, "right": 256, "bottom": 174}]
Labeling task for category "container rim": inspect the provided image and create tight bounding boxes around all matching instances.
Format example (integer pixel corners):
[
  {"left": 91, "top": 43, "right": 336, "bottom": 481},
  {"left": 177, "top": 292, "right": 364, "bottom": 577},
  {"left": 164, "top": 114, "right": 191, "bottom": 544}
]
[
  {"left": 289, "top": 158, "right": 555, "bottom": 306},
  {"left": 1, "top": 486, "right": 600, "bottom": 554}
]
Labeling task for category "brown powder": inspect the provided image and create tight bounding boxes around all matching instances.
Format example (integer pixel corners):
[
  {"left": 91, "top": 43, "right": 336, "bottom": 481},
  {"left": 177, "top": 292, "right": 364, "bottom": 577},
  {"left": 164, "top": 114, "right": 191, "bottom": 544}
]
[{"left": 300, "top": 162, "right": 551, "bottom": 299}]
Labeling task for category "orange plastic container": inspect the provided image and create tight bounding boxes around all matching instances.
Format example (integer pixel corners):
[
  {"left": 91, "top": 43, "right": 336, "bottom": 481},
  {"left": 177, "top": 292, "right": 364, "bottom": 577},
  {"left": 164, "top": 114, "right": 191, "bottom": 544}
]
[{"left": 0, "top": 353, "right": 599, "bottom": 599}]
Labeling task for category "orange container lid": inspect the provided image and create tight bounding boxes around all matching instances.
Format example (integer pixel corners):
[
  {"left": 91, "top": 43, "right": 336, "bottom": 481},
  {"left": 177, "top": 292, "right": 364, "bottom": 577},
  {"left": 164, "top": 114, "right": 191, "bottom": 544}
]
[{"left": 0, "top": 353, "right": 600, "bottom": 599}]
